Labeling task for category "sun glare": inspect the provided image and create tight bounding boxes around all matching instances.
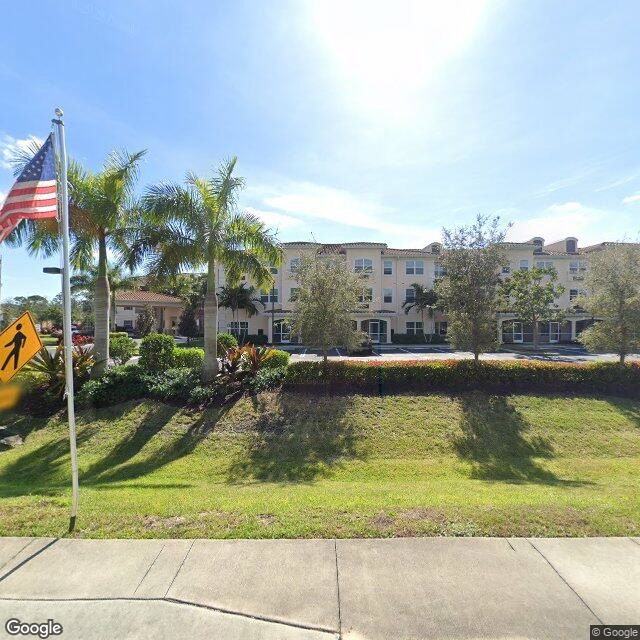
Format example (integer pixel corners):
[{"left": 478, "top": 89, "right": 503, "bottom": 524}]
[{"left": 310, "top": 0, "right": 489, "bottom": 115}]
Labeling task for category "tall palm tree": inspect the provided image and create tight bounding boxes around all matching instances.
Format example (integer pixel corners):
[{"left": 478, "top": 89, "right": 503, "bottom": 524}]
[
  {"left": 70, "top": 262, "right": 138, "bottom": 331},
  {"left": 142, "top": 157, "right": 282, "bottom": 381},
  {"left": 402, "top": 283, "right": 438, "bottom": 341},
  {"left": 218, "top": 284, "right": 265, "bottom": 322},
  {"left": 7, "top": 143, "right": 147, "bottom": 376}
]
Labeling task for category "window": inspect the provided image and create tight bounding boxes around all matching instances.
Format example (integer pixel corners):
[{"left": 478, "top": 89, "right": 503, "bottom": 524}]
[
  {"left": 383, "top": 259, "right": 393, "bottom": 275},
  {"left": 501, "top": 265, "right": 511, "bottom": 274},
  {"left": 435, "top": 321, "right": 448, "bottom": 336},
  {"left": 570, "top": 289, "right": 586, "bottom": 302},
  {"left": 289, "top": 257, "right": 301, "bottom": 271},
  {"left": 134, "top": 307, "right": 145, "bottom": 314},
  {"left": 123, "top": 306, "right": 133, "bottom": 311},
  {"left": 355, "top": 258, "right": 373, "bottom": 273},
  {"left": 289, "top": 287, "right": 299, "bottom": 302},
  {"left": 383, "top": 288, "right": 393, "bottom": 303},
  {"left": 536, "top": 261, "right": 554, "bottom": 269},
  {"left": 566, "top": 239, "right": 577, "bottom": 253},
  {"left": 227, "top": 321, "right": 249, "bottom": 339},
  {"left": 405, "top": 260, "right": 424, "bottom": 275},
  {"left": 405, "top": 288, "right": 415, "bottom": 302},
  {"left": 260, "top": 289, "right": 279, "bottom": 303},
  {"left": 406, "top": 321, "right": 424, "bottom": 335},
  {"left": 569, "top": 260, "right": 587, "bottom": 274},
  {"left": 434, "top": 263, "right": 446, "bottom": 277},
  {"left": 358, "top": 288, "right": 373, "bottom": 306},
  {"left": 270, "top": 265, "right": 278, "bottom": 275},
  {"left": 123, "top": 320, "right": 133, "bottom": 329},
  {"left": 519, "top": 260, "right": 529, "bottom": 271}
]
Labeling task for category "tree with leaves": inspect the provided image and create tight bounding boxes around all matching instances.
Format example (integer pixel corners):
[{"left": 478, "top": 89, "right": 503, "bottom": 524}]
[
  {"left": 435, "top": 214, "right": 508, "bottom": 360},
  {"left": 218, "top": 284, "right": 264, "bottom": 321},
  {"left": 501, "top": 266, "right": 565, "bottom": 350},
  {"left": 402, "top": 284, "right": 438, "bottom": 340},
  {"left": 289, "top": 253, "right": 366, "bottom": 363},
  {"left": 141, "top": 157, "right": 282, "bottom": 381},
  {"left": 578, "top": 244, "right": 640, "bottom": 363},
  {"left": 136, "top": 305, "right": 157, "bottom": 337},
  {"left": 177, "top": 307, "right": 199, "bottom": 344},
  {"left": 7, "top": 141, "right": 146, "bottom": 376}
]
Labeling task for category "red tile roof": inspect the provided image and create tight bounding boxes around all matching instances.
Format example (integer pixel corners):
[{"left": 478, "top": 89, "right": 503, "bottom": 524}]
[{"left": 115, "top": 291, "right": 183, "bottom": 304}]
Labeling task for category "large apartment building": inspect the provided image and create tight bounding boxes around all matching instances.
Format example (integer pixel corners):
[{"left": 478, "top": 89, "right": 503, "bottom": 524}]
[{"left": 215, "top": 237, "right": 628, "bottom": 346}]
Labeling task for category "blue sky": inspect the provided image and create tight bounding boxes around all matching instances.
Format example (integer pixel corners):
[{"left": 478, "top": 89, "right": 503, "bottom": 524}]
[{"left": 1, "top": 0, "right": 640, "bottom": 299}]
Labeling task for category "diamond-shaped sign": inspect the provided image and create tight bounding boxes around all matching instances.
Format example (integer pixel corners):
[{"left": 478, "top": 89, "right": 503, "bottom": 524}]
[{"left": 0, "top": 311, "right": 43, "bottom": 384}]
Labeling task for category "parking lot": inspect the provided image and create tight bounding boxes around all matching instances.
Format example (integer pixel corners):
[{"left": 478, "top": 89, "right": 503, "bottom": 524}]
[{"left": 278, "top": 344, "right": 640, "bottom": 363}]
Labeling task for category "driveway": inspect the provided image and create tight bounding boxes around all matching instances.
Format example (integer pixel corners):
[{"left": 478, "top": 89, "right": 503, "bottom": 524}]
[{"left": 0, "top": 536, "right": 638, "bottom": 639}]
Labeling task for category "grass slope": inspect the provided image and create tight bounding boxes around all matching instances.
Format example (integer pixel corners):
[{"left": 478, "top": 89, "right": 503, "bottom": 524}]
[{"left": 1, "top": 392, "right": 639, "bottom": 538}]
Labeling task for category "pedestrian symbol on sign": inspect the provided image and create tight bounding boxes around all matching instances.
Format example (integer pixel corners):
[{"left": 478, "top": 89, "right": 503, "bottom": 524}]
[{"left": 0, "top": 312, "right": 43, "bottom": 384}]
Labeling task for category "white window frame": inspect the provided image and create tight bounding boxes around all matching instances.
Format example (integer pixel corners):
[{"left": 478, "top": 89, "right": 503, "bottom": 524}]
[
  {"left": 358, "top": 287, "right": 373, "bottom": 305},
  {"left": 519, "top": 260, "right": 529, "bottom": 271},
  {"left": 536, "top": 260, "right": 554, "bottom": 269},
  {"left": 123, "top": 320, "right": 133, "bottom": 329},
  {"left": 289, "top": 287, "right": 299, "bottom": 302},
  {"left": 383, "top": 259, "right": 393, "bottom": 275},
  {"left": 289, "top": 257, "right": 301, "bottom": 271},
  {"left": 260, "top": 289, "right": 279, "bottom": 304},
  {"left": 383, "top": 288, "right": 393, "bottom": 303},
  {"left": 405, "top": 260, "right": 424, "bottom": 275},
  {"left": 434, "top": 263, "right": 446, "bottom": 277},
  {"left": 405, "top": 288, "right": 415, "bottom": 302},
  {"left": 227, "top": 321, "right": 249, "bottom": 339},
  {"left": 406, "top": 321, "right": 424, "bottom": 335},
  {"left": 569, "top": 260, "right": 587, "bottom": 274},
  {"left": 355, "top": 258, "right": 373, "bottom": 273}
]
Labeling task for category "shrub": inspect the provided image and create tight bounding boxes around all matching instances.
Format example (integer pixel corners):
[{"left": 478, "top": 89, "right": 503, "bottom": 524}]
[
  {"left": 110, "top": 334, "right": 137, "bottom": 366},
  {"left": 260, "top": 349, "right": 290, "bottom": 369},
  {"left": 136, "top": 305, "right": 156, "bottom": 337},
  {"left": 217, "top": 332, "right": 238, "bottom": 356},
  {"left": 148, "top": 368, "right": 201, "bottom": 402},
  {"left": 109, "top": 332, "right": 129, "bottom": 339},
  {"left": 172, "top": 347, "right": 205, "bottom": 369},
  {"left": 27, "top": 346, "right": 95, "bottom": 398},
  {"left": 139, "top": 333, "right": 175, "bottom": 372},
  {"left": 188, "top": 383, "right": 227, "bottom": 406},
  {"left": 242, "top": 345, "right": 277, "bottom": 375},
  {"left": 284, "top": 360, "right": 640, "bottom": 397},
  {"left": 247, "top": 366, "right": 287, "bottom": 392},
  {"left": 77, "top": 364, "right": 150, "bottom": 407},
  {"left": 72, "top": 334, "right": 94, "bottom": 346}
]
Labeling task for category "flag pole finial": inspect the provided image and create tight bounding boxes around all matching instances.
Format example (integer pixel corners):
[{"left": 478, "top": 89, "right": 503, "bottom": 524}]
[{"left": 55, "top": 107, "right": 63, "bottom": 118}]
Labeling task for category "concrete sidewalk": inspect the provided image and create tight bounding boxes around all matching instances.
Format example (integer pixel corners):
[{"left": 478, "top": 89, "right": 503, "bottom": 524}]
[{"left": 0, "top": 537, "right": 638, "bottom": 639}]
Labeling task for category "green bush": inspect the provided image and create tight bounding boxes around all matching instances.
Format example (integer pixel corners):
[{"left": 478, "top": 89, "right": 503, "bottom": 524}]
[
  {"left": 139, "top": 333, "right": 175, "bottom": 372},
  {"left": 148, "top": 368, "right": 201, "bottom": 402},
  {"left": 260, "top": 349, "right": 290, "bottom": 369},
  {"left": 188, "top": 383, "right": 227, "bottom": 406},
  {"left": 110, "top": 334, "right": 137, "bottom": 366},
  {"left": 109, "top": 332, "right": 129, "bottom": 339},
  {"left": 77, "top": 364, "right": 150, "bottom": 407},
  {"left": 217, "top": 332, "right": 238, "bottom": 356},
  {"left": 172, "top": 347, "right": 204, "bottom": 369},
  {"left": 247, "top": 366, "right": 287, "bottom": 392},
  {"left": 284, "top": 360, "right": 640, "bottom": 397}
]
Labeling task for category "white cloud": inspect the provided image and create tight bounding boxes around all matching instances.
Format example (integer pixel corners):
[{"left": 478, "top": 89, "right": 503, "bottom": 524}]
[
  {"left": 0, "top": 134, "right": 43, "bottom": 170},
  {"left": 507, "top": 202, "right": 617, "bottom": 246},
  {"left": 253, "top": 180, "right": 440, "bottom": 247},
  {"left": 245, "top": 207, "right": 304, "bottom": 230},
  {"left": 622, "top": 193, "right": 640, "bottom": 205}
]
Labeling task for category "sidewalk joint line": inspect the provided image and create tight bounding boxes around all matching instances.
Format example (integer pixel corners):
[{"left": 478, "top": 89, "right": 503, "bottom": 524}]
[
  {"left": 165, "top": 596, "right": 338, "bottom": 635},
  {"left": 0, "top": 539, "right": 58, "bottom": 584},
  {"left": 526, "top": 539, "right": 603, "bottom": 624},
  {"left": 629, "top": 537, "right": 640, "bottom": 547},
  {"left": 133, "top": 543, "right": 166, "bottom": 596},
  {"left": 163, "top": 539, "right": 194, "bottom": 598},
  {"left": 506, "top": 538, "right": 516, "bottom": 552},
  {"left": 334, "top": 539, "right": 342, "bottom": 639}
]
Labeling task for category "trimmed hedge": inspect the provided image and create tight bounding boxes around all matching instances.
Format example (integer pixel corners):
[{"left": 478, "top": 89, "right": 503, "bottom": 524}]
[
  {"left": 284, "top": 360, "right": 640, "bottom": 397},
  {"left": 261, "top": 349, "right": 290, "bottom": 369},
  {"left": 139, "top": 333, "right": 175, "bottom": 372},
  {"left": 240, "top": 333, "right": 269, "bottom": 346},
  {"left": 172, "top": 347, "right": 205, "bottom": 369}
]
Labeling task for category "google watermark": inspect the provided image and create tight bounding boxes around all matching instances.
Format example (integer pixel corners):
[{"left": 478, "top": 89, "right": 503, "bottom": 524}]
[{"left": 5, "top": 618, "right": 63, "bottom": 639}]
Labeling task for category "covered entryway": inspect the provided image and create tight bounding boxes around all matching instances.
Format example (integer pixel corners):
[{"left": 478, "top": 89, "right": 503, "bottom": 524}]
[
  {"left": 361, "top": 319, "right": 389, "bottom": 344},
  {"left": 272, "top": 319, "right": 291, "bottom": 344}
]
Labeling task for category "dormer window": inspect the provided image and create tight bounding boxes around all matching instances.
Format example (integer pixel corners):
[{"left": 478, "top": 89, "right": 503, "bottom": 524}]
[{"left": 566, "top": 239, "right": 577, "bottom": 253}]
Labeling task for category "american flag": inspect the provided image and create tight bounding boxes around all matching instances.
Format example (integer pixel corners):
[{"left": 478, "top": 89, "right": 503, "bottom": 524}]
[{"left": 0, "top": 134, "right": 58, "bottom": 243}]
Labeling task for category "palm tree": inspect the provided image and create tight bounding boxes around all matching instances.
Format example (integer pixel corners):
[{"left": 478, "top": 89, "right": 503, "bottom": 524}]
[
  {"left": 142, "top": 157, "right": 282, "bottom": 381},
  {"left": 7, "top": 143, "right": 147, "bottom": 376},
  {"left": 402, "top": 283, "right": 438, "bottom": 341},
  {"left": 218, "top": 284, "right": 265, "bottom": 322},
  {"left": 70, "top": 262, "right": 138, "bottom": 331}
]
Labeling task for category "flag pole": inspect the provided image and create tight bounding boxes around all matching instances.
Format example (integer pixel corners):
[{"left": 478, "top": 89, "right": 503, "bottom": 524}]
[{"left": 52, "top": 108, "right": 79, "bottom": 532}]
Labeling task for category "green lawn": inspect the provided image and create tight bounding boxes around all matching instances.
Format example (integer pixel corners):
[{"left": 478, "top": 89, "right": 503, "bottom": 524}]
[
  {"left": 1, "top": 391, "right": 639, "bottom": 538},
  {"left": 38, "top": 334, "right": 58, "bottom": 346}
]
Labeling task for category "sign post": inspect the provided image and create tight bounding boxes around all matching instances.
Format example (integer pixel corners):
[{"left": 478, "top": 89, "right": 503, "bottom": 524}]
[{"left": 52, "top": 108, "right": 79, "bottom": 532}]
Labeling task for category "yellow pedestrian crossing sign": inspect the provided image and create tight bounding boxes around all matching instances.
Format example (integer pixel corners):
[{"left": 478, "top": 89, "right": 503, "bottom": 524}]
[{"left": 0, "top": 312, "right": 43, "bottom": 384}]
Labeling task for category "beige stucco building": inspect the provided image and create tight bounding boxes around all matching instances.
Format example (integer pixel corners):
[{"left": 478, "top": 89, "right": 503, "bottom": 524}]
[
  {"left": 114, "top": 291, "right": 184, "bottom": 335},
  {"left": 214, "top": 237, "right": 629, "bottom": 346}
]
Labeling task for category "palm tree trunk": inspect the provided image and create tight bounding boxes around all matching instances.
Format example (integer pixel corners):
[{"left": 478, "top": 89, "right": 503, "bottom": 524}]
[
  {"left": 92, "top": 234, "right": 110, "bottom": 377},
  {"left": 203, "top": 258, "right": 218, "bottom": 381},
  {"left": 110, "top": 291, "right": 116, "bottom": 331}
]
